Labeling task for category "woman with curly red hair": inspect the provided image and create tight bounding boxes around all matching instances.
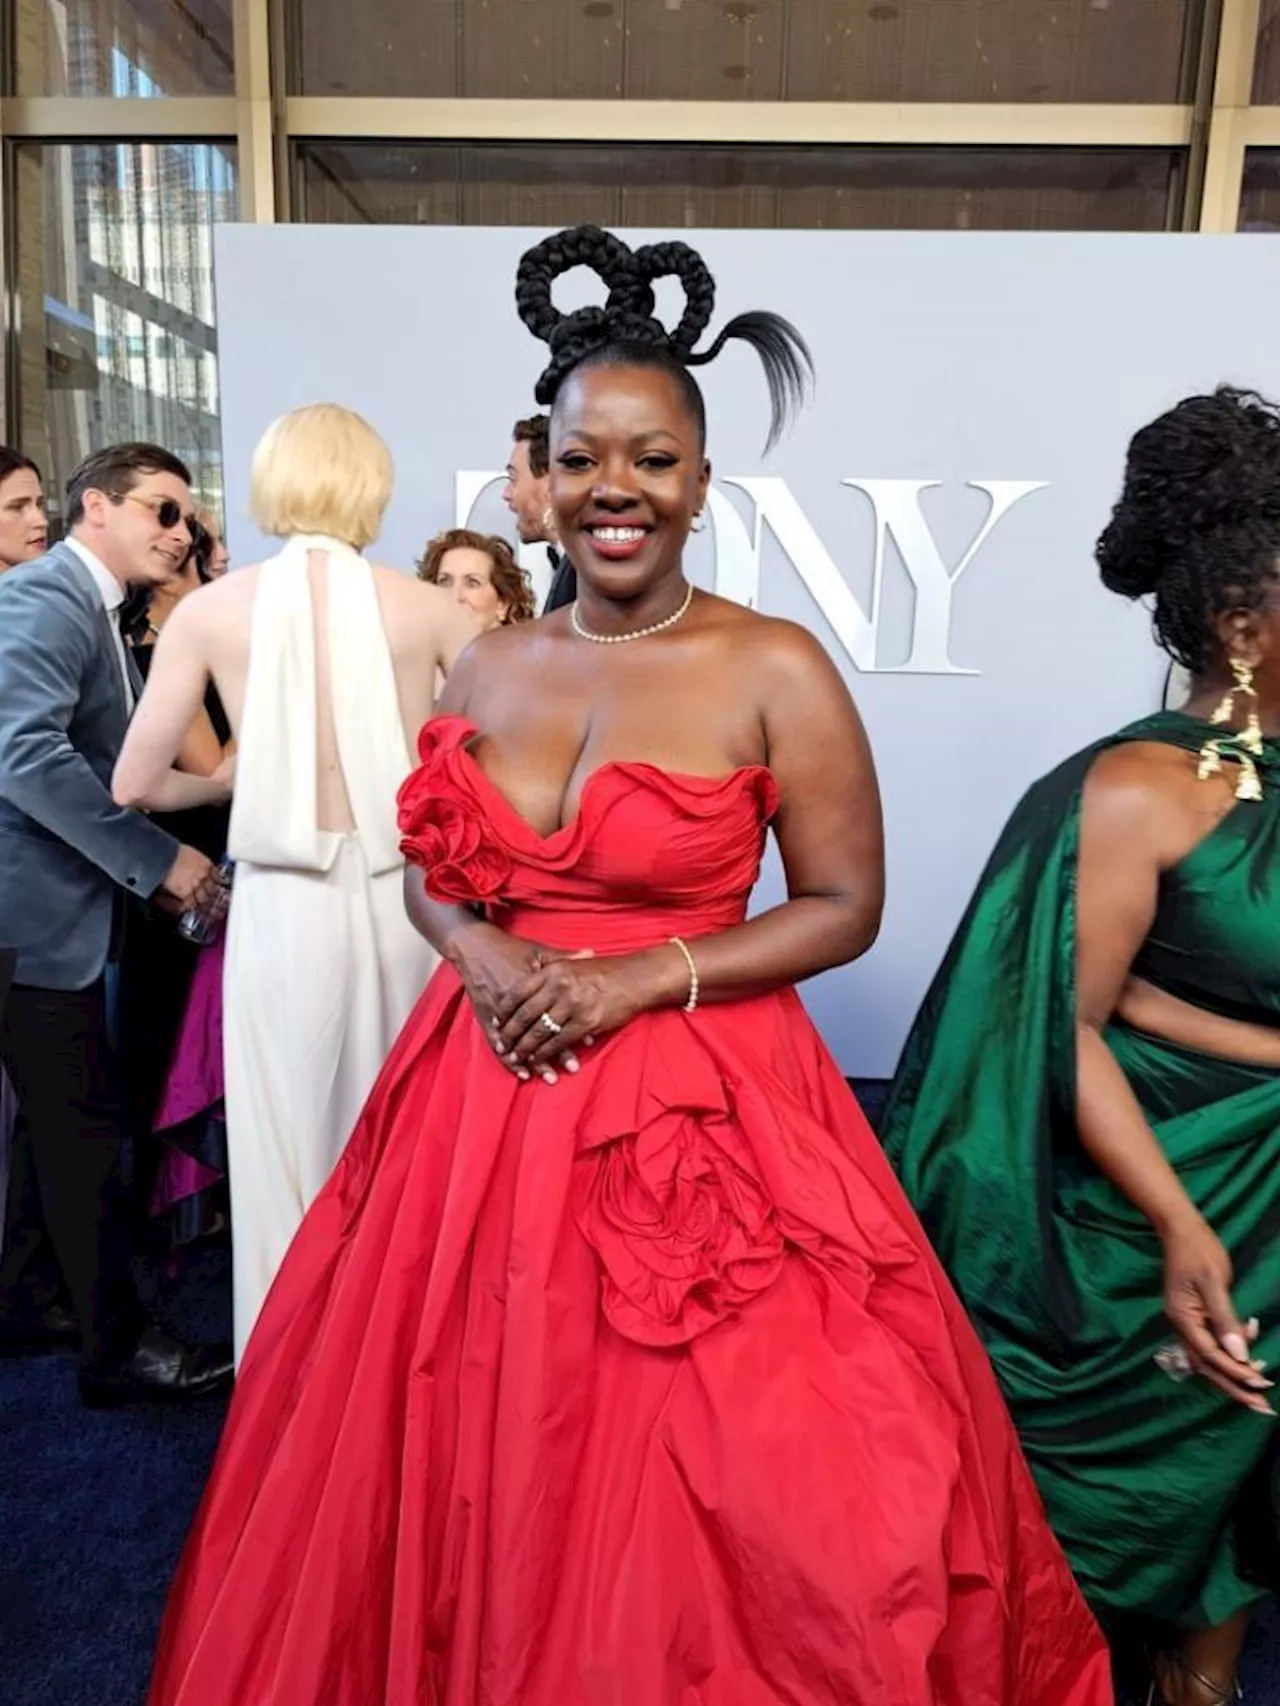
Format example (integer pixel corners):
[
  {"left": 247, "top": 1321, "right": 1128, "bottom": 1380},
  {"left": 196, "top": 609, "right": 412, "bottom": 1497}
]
[{"left": 417, "top": 526, "right": 535, "bottom": 629}]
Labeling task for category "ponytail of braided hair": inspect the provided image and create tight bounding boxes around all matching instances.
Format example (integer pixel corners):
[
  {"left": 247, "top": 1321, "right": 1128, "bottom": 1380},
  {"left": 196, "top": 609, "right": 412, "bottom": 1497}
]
[{"left": 515, "top": 225, "right": 812, "bottom": 451}]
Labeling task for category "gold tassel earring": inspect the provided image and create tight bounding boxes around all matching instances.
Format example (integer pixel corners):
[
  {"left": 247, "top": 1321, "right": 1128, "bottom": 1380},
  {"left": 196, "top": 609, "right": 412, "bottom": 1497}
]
[{"left": 1198, "top": 654, "right": 1265, "bottom": 801}]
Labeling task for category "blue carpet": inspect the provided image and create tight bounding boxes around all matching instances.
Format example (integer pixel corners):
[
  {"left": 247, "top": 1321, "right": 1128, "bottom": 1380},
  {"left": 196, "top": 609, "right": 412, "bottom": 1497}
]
[
  {"left": 0, "top": 1241, "right": 230, "bottom": 1706},
  {"left": 1, "top": 1089, "right": 1277, "bottom": 1704}
]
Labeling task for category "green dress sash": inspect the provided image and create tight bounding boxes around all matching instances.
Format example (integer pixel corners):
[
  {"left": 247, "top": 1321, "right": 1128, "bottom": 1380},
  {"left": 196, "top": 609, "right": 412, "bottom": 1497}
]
[{"left": 882, "top": 711, "right": 1280, "bottom": 1629}]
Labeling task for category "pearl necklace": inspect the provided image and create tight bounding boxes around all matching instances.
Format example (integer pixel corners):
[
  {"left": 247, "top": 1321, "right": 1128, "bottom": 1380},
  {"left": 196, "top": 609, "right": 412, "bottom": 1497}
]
[{"left": 571, "top": 582, "right": 694, "bottom": 645}]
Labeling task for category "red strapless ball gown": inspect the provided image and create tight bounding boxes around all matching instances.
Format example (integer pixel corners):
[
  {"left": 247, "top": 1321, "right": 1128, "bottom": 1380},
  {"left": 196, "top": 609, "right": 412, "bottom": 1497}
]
[{"left": 149, "top": 716, "right": 1112, "bottom": 1706}]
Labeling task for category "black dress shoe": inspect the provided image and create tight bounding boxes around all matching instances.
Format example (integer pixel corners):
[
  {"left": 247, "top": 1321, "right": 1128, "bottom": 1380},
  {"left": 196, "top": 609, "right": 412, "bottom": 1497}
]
[
  {"left": 0, "top": 1300, "right": 81, "bottom": 1356},
  {"left": 77, "top": 1329, "right": 233, "bottom": 1409}
]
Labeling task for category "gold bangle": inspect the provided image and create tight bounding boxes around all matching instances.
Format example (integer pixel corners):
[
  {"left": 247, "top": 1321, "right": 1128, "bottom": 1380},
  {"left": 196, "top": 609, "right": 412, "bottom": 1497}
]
[{"left": 669, "top": 935, "right": 699, "bottom": 1013}]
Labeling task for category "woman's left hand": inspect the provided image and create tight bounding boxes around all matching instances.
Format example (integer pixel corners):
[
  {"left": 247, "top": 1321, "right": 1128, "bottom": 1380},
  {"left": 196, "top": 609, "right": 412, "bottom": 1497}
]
[{"left": 495, "top": 950, "right": 665, "bottom": 1072}]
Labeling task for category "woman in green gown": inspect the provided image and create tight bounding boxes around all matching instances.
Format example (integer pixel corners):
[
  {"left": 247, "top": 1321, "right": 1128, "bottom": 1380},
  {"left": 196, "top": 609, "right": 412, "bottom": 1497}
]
[{"left": 883, "top": 387, "right": 1280, "bottom": 1706}]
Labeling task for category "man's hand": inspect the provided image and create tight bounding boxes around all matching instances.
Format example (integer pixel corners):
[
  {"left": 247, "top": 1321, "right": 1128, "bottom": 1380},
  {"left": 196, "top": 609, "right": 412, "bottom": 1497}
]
[{"left": 159, "top": 844, "right": 217, "bottom": 910}]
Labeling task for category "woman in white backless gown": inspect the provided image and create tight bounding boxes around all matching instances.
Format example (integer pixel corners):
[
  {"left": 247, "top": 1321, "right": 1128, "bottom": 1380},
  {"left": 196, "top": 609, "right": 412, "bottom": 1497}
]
[
  {"left": 114, "top": 405, "right": 477, "bottom": 1359},
  {"left": 222, "top": 528, "right": 437, "bottom": 1357}
]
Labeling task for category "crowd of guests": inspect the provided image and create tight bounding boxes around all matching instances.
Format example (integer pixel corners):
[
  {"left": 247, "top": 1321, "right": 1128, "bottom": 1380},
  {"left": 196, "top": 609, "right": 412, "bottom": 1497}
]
[
  {"left": 0, "top": 411, "right": 554, "bottom": 1379},
  {"left": 1, "top": 224, "right": 1278, "bottom": 1706}
]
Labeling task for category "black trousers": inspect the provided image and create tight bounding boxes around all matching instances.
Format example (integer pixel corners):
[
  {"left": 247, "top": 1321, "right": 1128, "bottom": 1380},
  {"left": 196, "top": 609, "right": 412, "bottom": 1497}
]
[{"left": 0, "top": 978, "right": 141, "bottom": 1362}]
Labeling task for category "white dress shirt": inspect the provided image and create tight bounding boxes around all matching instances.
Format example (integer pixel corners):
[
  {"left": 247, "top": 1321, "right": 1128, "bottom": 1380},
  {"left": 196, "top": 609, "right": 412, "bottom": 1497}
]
[{"left": 65, "top": 535, "right": 134, "bottom": 704}]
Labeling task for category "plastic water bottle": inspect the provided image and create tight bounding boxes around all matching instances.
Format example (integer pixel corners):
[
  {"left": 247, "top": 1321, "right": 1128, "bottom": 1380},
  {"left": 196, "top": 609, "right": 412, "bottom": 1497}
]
[{"left": 178, "top": 858, "right": 234, "bottom": 945}]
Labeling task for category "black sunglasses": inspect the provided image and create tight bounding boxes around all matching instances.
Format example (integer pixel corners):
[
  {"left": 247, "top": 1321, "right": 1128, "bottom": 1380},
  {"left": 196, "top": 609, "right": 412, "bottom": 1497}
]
[{"left": 119, "top": 492, "right": 197, "bottom": 534}]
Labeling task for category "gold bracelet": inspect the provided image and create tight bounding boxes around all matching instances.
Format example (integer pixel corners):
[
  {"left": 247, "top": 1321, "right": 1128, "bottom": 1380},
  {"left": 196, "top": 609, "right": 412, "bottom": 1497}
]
[{"left": 669, "top": 936, "right": 699, "bottom": 1013}]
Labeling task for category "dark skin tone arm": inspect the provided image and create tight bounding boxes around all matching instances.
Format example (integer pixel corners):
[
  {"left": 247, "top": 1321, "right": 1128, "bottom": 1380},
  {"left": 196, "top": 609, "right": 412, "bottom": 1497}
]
[
  {"left": 404, "top": 619, "right": 885, "bottom": 1082},
  {"left": 1076, "top": 742, "right": 1272, "bottom": 1414}
]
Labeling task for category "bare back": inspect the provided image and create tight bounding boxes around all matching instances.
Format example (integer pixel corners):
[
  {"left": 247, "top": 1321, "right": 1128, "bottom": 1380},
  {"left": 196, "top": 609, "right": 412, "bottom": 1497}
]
[{"left": 192, "top": 550, "right": 476, "bottom": 833}]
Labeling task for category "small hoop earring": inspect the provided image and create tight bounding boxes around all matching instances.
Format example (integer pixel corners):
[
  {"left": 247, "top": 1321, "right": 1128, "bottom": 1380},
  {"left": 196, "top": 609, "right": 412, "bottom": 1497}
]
[
  {"left": 690, "top": 512, "right": 706, "bottom": 534},
  {"left": 1198, "top": 653, "right": 1265, "bottom": 800}
]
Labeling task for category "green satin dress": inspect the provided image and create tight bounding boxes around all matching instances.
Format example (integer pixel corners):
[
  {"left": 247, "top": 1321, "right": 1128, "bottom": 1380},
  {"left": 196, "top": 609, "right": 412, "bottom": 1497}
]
[{"left": 883, "top": 711, "right": 1280, "bottom": 1630}]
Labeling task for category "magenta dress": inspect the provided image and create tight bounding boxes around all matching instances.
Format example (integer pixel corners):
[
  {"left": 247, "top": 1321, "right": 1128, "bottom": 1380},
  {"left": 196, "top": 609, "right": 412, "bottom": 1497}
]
[{"left": 150, "top": 934, "right": 228, "bottom": 1244}]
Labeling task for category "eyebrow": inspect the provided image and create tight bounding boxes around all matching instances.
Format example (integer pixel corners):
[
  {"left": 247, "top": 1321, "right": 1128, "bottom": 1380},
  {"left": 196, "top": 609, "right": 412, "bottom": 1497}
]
[{"left": 558, "top": 429, "right": 684, "bottom": 448}]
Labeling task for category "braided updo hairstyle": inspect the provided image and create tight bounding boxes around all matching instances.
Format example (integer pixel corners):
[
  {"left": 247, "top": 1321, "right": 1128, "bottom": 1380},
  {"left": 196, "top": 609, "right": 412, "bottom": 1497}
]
[
  {"left": 1096, "top": 386, "right": 1280, "bottom": 674},
  {"left": 516, "top": 225, "right": 811, "bottom": 451}
]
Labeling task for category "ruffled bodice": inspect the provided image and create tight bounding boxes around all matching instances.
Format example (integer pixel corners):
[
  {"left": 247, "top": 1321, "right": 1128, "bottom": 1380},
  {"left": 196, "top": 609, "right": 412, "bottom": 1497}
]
[{"left": 397, "top": 714, "right": 778, "bottom": 954}]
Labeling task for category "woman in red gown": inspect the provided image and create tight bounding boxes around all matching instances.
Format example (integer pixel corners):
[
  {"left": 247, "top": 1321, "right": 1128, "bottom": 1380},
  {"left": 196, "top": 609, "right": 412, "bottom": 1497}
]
[{"left": 149, "top": 226, "right": 1113, "bottom": 1706}]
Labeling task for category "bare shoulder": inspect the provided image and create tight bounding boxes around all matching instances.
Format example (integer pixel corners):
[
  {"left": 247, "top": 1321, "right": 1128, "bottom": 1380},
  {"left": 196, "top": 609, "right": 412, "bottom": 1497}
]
[
  {"left": 168, "top": 564, "right": 258, "bottom": 633},
  {"left": 369, "top": 562, "right": 434, "bottom": 603},
  {"left": 464, "top": 616, "right": 556, "bottom": 672},
  {"left": 702, "top": 595, "right": 847, "bottom": 693},
  {"left": 1082, "top": 739, "right": 1210, "bottom": 856},
  {"left": 370, "top": 564, "right": 465, "bottom": 624}
]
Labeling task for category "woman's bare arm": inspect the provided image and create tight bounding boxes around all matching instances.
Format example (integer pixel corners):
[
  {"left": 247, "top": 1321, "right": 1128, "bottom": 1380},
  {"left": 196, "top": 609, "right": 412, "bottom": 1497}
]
[
  {"left": 1075, "top": 747, "right": 1270, "bottom": 1410},
  {"left": 637, "top": 621, "right": 883, "bottom": 1008},
  {"left": 172, "top": 698, "right": 227, "bottom": 779},
  {"left": 113, "top": 594, "right": 231, "bottom": 812}
]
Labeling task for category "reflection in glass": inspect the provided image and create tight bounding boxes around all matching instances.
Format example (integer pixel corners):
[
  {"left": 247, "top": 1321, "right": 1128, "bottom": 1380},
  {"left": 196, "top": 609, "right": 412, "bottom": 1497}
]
[
  {"left": 1256, "top": 0, "right": 1280, "bottom": 104},
  {"left": 296, "top": 141, "right": 1182, "bottom": 234},
  {"left": 286, "top": 0, "right": 1200, "bottom": 103},
  {"left": 14, "top": 0, "right": 234, "bottom": 96},
  {"left": 1240, "top": 150, "right": 1280, "bottom": 230},
  {"left": 13, "top": 143, "right": 238, "bottom": 523}
]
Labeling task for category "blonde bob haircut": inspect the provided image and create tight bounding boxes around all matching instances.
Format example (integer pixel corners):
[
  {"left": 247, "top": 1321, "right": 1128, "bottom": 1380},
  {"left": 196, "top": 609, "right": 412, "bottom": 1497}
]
[{"left": 249, "top": 403, "right": 393, "bottom": 550}]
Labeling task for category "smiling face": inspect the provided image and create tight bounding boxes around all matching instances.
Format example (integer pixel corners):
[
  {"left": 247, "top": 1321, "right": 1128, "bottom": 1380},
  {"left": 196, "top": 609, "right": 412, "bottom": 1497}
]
[
  {"left": 77, "top": 468, "right": 196, "bottom": 589},
  {"left": 549, "top": 362, "right": 709, "bottom": 606},
  {"left": 0, "top": 466, "right": 48, "bottom": 570}
]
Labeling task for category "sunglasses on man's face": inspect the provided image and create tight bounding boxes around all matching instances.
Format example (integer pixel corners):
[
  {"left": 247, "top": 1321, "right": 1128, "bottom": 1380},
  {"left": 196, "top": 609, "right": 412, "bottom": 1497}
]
[{"left": 118, "top": 491, "right": 197, "bottom": 534}]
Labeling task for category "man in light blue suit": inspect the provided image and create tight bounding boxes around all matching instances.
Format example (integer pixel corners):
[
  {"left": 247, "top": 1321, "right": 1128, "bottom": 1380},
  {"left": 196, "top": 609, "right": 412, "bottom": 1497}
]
[{"left": 0, "top": 443, "right": 232, "bottom": 1405}]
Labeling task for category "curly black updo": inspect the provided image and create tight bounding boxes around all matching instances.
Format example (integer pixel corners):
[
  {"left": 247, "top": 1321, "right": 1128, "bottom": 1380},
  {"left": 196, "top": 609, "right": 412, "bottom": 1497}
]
[
  {"left": 515, "top": 225, "right": 812, "bottom": 451},
  {"left": 1096, "top": 386, "right": 1280, "bottom": 674}
]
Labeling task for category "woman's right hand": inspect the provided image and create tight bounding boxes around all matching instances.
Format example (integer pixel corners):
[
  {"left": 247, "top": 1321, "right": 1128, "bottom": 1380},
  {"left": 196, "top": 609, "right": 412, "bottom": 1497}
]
[
  {"left": 1160, "top": 1212, "right": 1274, "bottom": 1415},
  {"left": 449, "top": 921, "right": 581, "bottom": 1084}
]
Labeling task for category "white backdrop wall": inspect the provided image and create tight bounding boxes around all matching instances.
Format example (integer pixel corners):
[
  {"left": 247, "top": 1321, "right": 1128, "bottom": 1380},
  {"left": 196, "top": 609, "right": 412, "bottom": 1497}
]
[{"left": 213, "top": 226, "right": 1278, "bottom": 1075}]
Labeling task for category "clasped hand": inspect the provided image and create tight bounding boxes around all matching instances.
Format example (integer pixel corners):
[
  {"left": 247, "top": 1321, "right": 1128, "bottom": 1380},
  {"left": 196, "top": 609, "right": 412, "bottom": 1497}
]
[{"left": 454, "top": 923, "right": 654, "bottom": 1084}]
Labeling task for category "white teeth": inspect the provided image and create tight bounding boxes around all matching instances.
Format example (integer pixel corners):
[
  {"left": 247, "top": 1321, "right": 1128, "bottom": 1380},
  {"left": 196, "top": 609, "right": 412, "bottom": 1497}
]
[{"left": 590, "top": 527, "right": 646, "bottom": 543}]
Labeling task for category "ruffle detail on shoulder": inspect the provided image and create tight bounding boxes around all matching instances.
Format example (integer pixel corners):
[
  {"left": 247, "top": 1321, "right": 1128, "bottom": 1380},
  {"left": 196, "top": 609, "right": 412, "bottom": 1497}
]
[{"left": 397, "top": 717, "right": 512, "bottom": 903}]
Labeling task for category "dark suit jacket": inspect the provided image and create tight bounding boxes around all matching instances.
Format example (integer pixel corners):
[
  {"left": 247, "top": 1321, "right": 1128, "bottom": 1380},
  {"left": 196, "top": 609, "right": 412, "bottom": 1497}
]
[
  {"left": 542, "top": 547, "right": 577, "bottom": 615},
  {"left": 0, "top": 543, "right": 178, "bottom": 990}
]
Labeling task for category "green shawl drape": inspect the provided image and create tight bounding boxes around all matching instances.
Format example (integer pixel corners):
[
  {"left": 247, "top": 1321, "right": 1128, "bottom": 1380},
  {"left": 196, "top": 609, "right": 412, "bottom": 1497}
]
[{"left": 883, "top": 712, "right": 1280, "bottom": 1629}]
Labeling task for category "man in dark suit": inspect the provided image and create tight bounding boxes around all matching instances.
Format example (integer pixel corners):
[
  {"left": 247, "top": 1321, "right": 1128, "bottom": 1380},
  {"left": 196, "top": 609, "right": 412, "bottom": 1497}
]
[
  {"left": 503, "top": 414, "right": 576, "bottom": 614},
  {"left": 0, "top": 443, "right": 232, "bottom": 1405}
]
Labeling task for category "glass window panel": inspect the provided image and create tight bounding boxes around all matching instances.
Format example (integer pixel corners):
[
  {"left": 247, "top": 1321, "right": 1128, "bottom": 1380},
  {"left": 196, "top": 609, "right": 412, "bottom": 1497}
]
[
  {"left": 1239, "top": 149, "right": 1280, "bottom": 229},
  {"left": 286, "top": 0, "right": 1201, "bottom": 102},
  {"left": 1255, "top": 0, "right": 1280, "bottom": 103},
  {"left": 13, "top": 0, "right": 234, "bottom": 97},
  {"left": 12, "top": 142, "right": 238, "bottom": 528},
  {"left": 295, "top": 141, "right": 1181, "bottom": 234}
]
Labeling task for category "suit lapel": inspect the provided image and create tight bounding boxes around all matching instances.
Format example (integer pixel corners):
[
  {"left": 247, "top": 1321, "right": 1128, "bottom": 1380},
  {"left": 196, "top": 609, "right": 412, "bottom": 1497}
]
[{"left": 57, "top": 544, "right": 132, "bottom": 733}]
